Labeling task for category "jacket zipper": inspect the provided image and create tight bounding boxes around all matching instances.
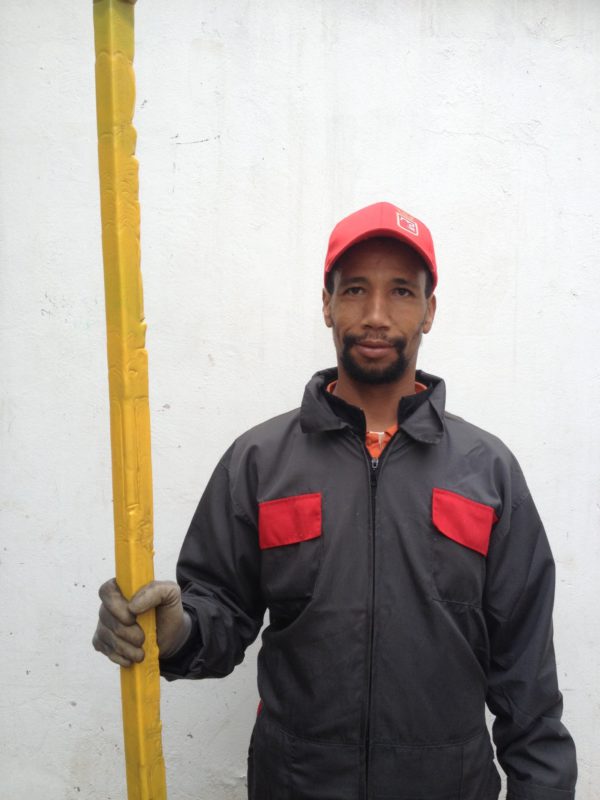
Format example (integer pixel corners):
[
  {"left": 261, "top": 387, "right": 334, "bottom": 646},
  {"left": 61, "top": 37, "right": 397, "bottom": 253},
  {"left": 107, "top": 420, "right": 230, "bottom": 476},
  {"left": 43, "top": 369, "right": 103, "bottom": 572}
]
[
  {"left": 350, "top": 429, "right": 401, "bottom": 797},
  {"left": 364, "top": 452, "right": 379, "bottom": 798}
]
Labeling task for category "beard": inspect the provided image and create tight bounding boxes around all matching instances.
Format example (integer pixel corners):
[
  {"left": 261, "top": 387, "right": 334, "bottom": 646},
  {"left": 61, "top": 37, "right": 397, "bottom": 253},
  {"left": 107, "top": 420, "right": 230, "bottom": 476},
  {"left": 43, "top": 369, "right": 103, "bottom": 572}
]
[{"left": 340, "top": 334, "right": 410, "bottom": 385}]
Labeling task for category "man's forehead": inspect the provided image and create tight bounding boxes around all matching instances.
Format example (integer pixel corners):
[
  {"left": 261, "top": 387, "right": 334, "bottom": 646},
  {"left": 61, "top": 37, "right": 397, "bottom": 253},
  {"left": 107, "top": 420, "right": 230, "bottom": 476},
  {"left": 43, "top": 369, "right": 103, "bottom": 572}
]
[{"left": 333, "top": 238, "right": 429, "bottom": 281}]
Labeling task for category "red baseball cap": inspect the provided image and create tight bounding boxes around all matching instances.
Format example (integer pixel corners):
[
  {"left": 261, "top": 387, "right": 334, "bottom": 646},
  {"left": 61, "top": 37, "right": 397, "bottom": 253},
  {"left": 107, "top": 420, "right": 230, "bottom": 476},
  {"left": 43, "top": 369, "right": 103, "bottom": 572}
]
[{"left": 324, "top": 202, "right": 438, "bottom": 290}]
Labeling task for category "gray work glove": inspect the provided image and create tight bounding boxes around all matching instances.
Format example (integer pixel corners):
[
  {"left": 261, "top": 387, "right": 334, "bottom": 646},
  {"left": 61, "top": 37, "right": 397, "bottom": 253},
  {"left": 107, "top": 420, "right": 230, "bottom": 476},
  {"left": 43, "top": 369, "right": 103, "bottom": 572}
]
[{"left": 92, "top": 578, "right": 192, "bottom": 667}]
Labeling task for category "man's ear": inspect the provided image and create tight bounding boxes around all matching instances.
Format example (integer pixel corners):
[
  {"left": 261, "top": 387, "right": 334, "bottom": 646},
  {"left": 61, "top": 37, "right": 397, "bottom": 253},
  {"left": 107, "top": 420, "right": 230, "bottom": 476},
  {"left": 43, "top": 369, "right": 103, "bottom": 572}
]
[
  {"left": 422, "top": 294, "right": 436, "bottom": 334},
  {"left": 322, "top": 287, "right": 333, "bottom": 329}
]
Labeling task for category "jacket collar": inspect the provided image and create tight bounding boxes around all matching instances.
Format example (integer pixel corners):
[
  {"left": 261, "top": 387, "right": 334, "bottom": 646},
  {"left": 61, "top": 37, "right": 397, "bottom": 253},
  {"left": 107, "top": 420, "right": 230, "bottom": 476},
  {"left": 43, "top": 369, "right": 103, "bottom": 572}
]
[
  {"left": 400, "top": 369, "right": 446, "bottom": 444},
  {"left": 300, "top": 367, "right": 446, "bottom": 445}
]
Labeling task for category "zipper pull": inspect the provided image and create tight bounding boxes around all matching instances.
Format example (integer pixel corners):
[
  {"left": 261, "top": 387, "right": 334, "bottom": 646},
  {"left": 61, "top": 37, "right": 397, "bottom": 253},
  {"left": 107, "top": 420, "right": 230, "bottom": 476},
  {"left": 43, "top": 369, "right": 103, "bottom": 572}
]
[{"left": 371, "top": 457, "right": 379, "bottom": 470}]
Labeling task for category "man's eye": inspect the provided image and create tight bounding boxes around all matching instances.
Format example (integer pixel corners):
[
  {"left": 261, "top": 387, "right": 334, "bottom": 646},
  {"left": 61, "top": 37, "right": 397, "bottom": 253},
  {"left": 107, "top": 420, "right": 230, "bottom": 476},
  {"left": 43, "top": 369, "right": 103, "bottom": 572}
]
[
  {"left": 393, "top": 287, "right": 412, "bottom": 297},
  {"left": 343, "top": 286, "right": 364, "bottom": 296}
]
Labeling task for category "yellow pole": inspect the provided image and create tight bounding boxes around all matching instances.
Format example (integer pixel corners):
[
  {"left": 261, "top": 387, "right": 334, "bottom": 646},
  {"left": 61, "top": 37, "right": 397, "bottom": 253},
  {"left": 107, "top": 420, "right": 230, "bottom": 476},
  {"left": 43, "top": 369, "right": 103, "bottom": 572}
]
[{"left": 93, "top": 1, "right": 167, "bottom": 797}]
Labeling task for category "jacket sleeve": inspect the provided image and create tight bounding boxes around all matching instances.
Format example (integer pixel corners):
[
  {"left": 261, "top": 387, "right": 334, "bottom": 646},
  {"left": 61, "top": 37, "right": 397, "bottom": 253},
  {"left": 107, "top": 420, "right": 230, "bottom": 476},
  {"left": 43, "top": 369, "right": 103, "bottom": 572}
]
[
  {"left": 484, "top": 485, "right": 577, "bottom": 800},
  {"left": 160, "top": 445, "right": 265, "bottom": 680}
]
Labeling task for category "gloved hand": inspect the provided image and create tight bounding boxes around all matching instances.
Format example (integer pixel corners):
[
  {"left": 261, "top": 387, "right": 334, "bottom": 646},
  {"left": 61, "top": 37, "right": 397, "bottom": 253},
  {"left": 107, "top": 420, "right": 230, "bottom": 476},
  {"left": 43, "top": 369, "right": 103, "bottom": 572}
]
[{"left": 92, "top": 578, "right": 192, "bottom": 667}]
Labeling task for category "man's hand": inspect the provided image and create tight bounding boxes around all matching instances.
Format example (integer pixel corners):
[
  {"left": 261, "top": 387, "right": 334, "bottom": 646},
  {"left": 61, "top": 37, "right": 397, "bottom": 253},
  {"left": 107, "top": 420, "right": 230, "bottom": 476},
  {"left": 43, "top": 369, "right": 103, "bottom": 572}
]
[{"left": 93, "top": 578, "right": 192, "bottom": 667}]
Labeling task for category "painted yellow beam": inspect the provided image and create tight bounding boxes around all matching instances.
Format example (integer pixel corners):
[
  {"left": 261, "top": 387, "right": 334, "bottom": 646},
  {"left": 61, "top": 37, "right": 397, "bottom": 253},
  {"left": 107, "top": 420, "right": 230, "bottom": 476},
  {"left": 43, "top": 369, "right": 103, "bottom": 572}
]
[{"left": 93, "top": 1, "right": 167, "bottom": 797}]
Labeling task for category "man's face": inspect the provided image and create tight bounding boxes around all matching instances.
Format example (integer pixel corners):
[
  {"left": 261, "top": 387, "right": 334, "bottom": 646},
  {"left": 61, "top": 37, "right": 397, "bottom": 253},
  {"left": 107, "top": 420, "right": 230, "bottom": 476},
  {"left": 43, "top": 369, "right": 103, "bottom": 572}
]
[{"left": 322, "top": 238, "right": 436, "bottom": 385}]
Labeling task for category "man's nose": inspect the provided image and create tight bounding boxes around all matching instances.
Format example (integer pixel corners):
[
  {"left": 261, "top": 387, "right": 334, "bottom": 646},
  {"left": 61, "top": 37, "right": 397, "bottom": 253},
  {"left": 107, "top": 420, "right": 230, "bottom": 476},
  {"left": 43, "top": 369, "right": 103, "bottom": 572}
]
[{"left": 362, "top": 291, "right": 390, "bottom": 329}]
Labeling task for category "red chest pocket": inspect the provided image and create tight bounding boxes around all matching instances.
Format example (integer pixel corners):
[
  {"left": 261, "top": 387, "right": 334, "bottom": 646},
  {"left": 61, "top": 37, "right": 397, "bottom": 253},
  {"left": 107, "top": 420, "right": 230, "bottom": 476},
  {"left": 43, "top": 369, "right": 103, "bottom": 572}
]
[
  {"left": 258, "top": 492, "right": 322, "bottom": 550},
  {"left": 432, "top": 488, "right": 498, "bottom": 556}
]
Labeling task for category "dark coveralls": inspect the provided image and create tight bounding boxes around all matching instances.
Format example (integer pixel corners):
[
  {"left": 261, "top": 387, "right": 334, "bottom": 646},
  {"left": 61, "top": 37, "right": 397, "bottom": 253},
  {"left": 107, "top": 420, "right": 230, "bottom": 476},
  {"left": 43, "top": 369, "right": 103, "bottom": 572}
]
[{"left": 160, "top": 369, "right": 577, "bottom": 800}]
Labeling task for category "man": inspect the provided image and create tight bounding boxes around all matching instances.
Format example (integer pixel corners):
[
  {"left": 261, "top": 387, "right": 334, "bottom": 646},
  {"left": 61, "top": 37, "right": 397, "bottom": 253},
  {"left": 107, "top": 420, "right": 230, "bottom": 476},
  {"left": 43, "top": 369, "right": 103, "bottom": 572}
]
[{"left": 94, "top": 202, "right": 577, "bottom": 800}]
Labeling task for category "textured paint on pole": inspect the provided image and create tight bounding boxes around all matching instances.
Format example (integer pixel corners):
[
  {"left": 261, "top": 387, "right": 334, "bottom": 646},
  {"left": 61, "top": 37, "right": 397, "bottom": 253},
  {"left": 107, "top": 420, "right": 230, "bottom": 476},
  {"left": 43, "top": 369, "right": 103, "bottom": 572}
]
[{"left": 93, "top": 1, "right": 167, "bottom": 798}]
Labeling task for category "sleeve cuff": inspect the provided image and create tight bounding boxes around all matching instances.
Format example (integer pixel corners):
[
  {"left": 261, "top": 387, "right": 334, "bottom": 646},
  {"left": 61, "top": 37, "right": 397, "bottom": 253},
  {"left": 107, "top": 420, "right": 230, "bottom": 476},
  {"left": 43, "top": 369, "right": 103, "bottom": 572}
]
[
  {"left": 158, "top": 609, "right": 202, "bottom": 680},
  {"left": 507, "top": 777, "right": 575, "bottom": 800}
]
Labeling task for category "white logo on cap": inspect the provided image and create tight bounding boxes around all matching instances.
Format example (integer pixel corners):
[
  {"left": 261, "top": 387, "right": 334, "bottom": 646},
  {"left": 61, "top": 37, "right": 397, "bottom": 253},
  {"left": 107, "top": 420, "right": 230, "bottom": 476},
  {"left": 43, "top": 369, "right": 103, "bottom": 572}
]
[{"left": 396, "top": 211, "right": 419, "bottom": 237}]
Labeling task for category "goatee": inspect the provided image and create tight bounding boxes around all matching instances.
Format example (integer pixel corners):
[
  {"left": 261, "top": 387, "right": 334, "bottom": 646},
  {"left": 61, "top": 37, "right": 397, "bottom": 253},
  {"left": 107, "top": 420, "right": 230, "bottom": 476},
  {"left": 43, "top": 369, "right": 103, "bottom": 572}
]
[{"left": 340, "top": 334, "right": 409, "bottom": 385}]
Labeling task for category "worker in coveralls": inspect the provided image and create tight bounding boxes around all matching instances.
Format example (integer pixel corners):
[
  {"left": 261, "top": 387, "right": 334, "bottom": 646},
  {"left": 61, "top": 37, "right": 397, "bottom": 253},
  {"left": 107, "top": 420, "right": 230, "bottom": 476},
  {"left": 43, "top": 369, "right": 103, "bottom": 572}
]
[{"left": 94, "top": 201, "right": 577, "bottom": 800}]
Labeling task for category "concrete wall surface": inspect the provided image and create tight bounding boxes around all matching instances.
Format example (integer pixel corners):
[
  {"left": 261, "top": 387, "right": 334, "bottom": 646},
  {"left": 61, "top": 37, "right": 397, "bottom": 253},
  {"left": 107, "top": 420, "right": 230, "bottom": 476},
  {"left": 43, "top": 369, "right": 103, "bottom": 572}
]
[{"left": 1, "top": 1, "right": 599, "bottom": 797}]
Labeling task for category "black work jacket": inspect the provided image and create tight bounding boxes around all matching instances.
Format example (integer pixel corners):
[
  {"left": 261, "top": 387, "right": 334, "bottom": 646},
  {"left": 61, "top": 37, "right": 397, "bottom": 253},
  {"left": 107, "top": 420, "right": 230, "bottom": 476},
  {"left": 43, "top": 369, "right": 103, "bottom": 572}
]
[{"left": 161, "top": 369, "right": 577, "bottom": 800}]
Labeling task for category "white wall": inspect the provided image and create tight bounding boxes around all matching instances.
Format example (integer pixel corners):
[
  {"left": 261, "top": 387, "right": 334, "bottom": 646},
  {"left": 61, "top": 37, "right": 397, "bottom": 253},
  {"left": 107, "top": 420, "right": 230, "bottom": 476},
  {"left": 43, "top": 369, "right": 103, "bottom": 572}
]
[{"left": 1, "top": 1, "right": 598, "bottom": 797}]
